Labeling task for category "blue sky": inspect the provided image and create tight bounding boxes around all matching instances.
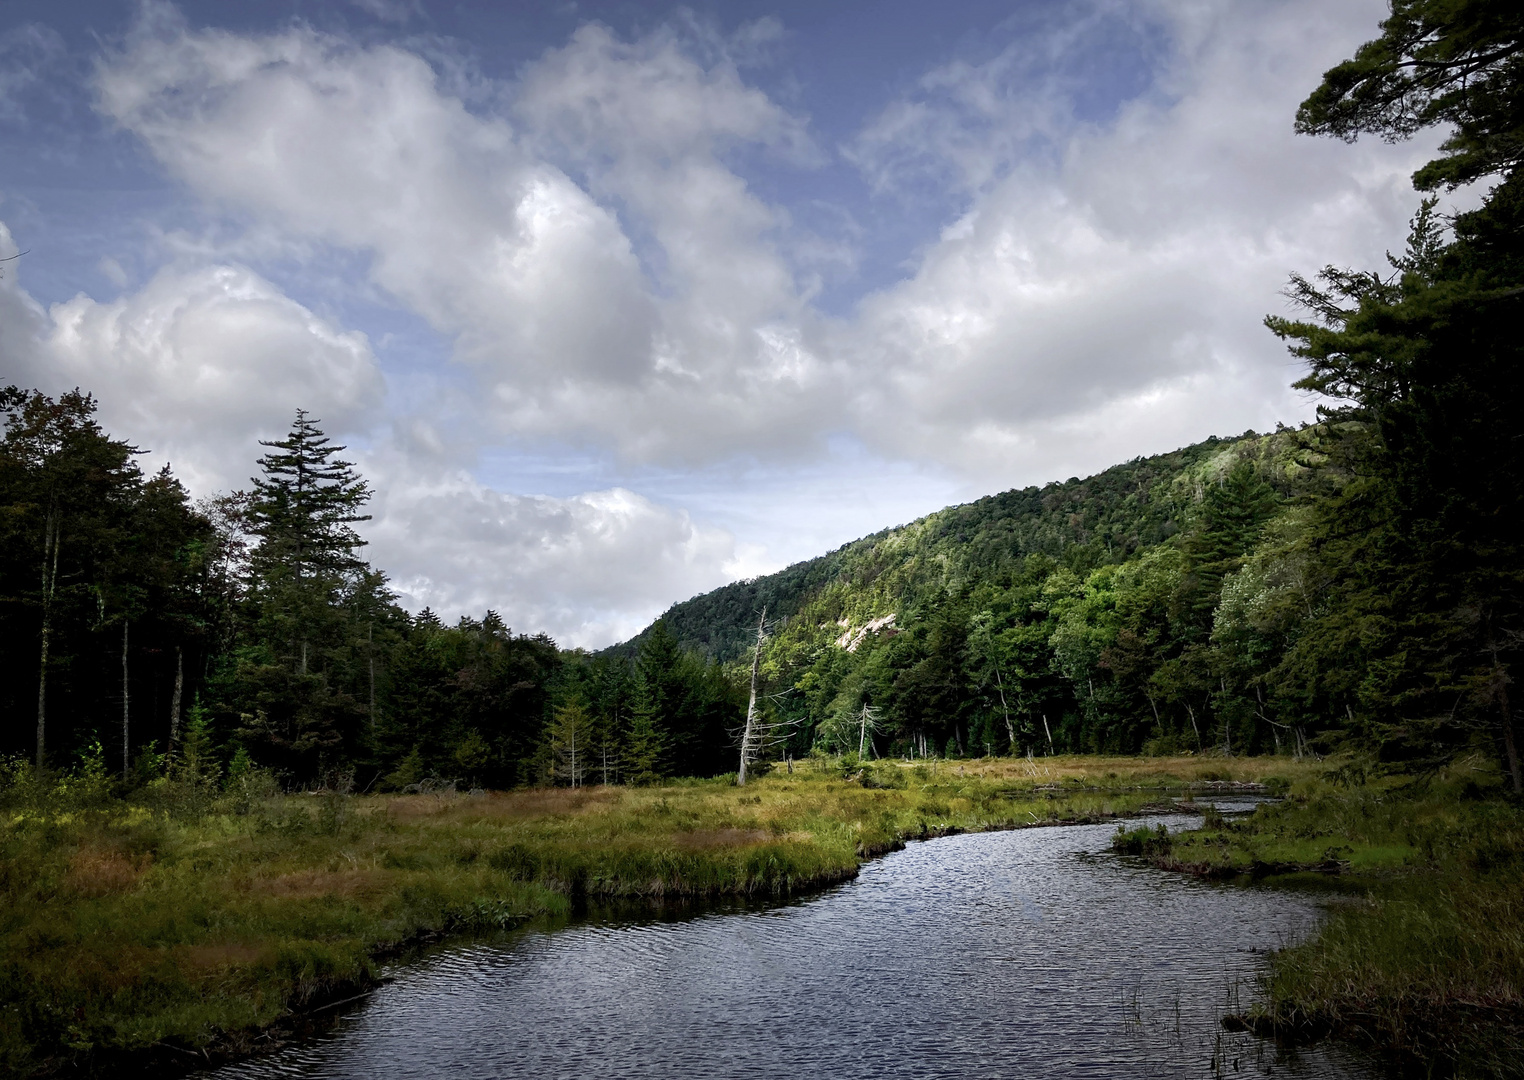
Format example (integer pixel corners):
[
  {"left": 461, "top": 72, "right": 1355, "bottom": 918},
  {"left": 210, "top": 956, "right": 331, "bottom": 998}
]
[{"left": 0, "top": 0, "right": 1455, "bottom": 645}]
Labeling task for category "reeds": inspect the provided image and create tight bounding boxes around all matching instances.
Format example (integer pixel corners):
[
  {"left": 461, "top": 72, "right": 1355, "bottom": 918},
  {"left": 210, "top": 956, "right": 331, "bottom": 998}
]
[
  {"left": 1, "top": 753, "right": 1260, "bottom": 1072},
  {"left": 1137, "top": 753, "right": 1524, "bottom": 1077}
]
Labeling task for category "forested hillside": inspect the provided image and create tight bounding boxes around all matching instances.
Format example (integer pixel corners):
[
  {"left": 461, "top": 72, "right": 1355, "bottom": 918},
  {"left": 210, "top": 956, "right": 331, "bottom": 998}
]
[
  {"left": 631, "top": 431, "right": 1276, "bottom": 664},
  {"left": 2, "top": 0, "right": 1520, "bottom": 797}
]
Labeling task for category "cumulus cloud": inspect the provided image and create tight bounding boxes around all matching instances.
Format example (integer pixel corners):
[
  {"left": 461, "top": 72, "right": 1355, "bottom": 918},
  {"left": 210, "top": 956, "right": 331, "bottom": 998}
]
[
  {"left": 838, "top": 0, "right": 1462, "bottom": 485},
  {"left": 93, "top": 7, "right": 841, "bottom": 463},
  {"left": 89, "top": 0, "right": 1458, "bottom": 490},
  {"left": 0, "top": 231, "right": 384, "bottom": 492},
  {"left": 366, "top": 465, "right": 759, "bottom": 647}
]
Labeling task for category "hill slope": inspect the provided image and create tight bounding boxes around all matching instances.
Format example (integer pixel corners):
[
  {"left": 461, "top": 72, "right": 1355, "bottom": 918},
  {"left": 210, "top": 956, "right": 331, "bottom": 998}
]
[{"left": 625, "top": 430, "right": 1280, "bottom": 663}]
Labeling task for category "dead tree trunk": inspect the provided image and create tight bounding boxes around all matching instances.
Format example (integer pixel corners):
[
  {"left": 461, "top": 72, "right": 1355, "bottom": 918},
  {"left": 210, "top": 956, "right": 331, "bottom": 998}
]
[
  {"left": 994, "top": 667, "right": 1016, "bottom": 754},
  {"left": 737, "top": 607, "right": 767, "bottom": 786},
  {"left": 36, "top": 509, "right": 58, "bottom": 770},
  {"left": 168, "top": 646, "right": 184, "bottom": 754},
  {"left": 121, "top": 620, "right": 131, "bottom": 781}
]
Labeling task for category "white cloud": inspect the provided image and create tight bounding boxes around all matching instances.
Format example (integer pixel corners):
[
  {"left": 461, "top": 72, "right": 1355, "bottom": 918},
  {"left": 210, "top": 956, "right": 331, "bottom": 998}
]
[
  {"left": 837, "top": 0, "right": 1466, "bottom": 486},
  {"left": 365, "top": 464, "right": 761, "bottom": 647},
  {"left": 2, "top": 251, "right": 384, "bottom": 493},
  {"left": 93, "top": 8, "right": 842, "bottom": 464}
]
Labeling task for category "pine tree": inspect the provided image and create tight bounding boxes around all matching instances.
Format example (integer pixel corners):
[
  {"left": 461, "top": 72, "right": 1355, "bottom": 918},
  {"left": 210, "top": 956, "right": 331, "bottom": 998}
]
[
  {"left": 623, "top": 708, "right": 666, "bottom": 786},
  {"left": 249, "top": 410, "right": 371, "bottom": 586},
  {"left": 232, "top": 411, "right": 377, "bottom": 776},
  {"left": 549, "top": 699, "right": 592, "bottom": 787}
]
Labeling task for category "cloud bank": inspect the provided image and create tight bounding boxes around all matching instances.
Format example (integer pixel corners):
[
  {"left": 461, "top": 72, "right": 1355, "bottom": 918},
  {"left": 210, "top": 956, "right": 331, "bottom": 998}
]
[{"left": 0, "top": 0, "right": 1461, "bottom": 645}]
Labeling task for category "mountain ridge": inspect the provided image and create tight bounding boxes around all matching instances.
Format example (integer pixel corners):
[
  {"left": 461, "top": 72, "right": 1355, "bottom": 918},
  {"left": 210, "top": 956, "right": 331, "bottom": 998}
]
[{"left": 614, "top": 429, "right": 1278, "bottom": 663}]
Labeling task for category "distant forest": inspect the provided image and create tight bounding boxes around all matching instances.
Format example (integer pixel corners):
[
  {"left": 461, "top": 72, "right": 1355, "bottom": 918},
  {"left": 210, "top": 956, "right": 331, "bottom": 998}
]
[{"left": 2, "top": 2, "right": 1520, "bottom": 791}]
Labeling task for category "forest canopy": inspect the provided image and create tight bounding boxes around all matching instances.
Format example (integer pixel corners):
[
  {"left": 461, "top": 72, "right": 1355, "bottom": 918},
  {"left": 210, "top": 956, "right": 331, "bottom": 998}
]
[{"left": 1, "top": 0, "right": 1519, "bottom": 794}]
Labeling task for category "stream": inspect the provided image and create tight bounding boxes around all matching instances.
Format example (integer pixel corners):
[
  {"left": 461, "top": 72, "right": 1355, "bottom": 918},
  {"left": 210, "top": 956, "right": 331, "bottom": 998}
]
[{"left": 214, "top": 807, "right": 1375, "bottom": 1078}]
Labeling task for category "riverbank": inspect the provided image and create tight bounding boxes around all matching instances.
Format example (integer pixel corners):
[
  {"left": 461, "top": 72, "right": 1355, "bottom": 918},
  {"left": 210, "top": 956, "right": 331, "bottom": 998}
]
[
  {"left": 1114, "top": 753, "right": 1524, "bottom": 1079},
  {"left": 0, "top": 753, "right": 1309, "bottom": 1075}
]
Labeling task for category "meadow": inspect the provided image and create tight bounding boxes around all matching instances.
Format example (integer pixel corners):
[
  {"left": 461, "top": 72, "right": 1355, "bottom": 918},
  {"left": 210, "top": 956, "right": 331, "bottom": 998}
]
[{"left": 0, "top": 752, "right": 1302, "bottom": 1075}]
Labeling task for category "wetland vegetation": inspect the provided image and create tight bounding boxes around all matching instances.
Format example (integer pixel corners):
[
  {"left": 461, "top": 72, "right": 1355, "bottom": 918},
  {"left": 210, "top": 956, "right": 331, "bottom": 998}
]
[
  {"left": 1, "top": 753, "right": 1304, "bottom": 1075},
  {"left": 1, "top": 2, "right": 1521, "bottom": 1077}
]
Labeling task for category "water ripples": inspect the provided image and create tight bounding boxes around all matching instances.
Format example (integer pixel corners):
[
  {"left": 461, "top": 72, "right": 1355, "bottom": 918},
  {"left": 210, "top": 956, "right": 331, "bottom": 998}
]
[{"left": 215, "top": 813, "right": 1375, "bottom": 1079}]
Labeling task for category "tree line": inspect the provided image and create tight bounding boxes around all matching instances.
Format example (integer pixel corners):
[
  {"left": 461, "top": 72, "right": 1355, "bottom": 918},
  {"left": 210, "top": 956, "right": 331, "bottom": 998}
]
[
  {"left": 0, "top": 399, "right": 747, "bottom": 788},
  {"left": 3, "top": 0, "right": 1518, "bottom": 792}
]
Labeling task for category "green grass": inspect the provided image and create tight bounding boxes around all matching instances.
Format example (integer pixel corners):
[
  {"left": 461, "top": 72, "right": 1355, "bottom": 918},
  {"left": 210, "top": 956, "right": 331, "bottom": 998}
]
[
  {"left": 1114, "top": 752, "right": 1524, "bottom": 1078},
  {"left": 0, "top": 753, "right": 1295, "bottom": 1074}
]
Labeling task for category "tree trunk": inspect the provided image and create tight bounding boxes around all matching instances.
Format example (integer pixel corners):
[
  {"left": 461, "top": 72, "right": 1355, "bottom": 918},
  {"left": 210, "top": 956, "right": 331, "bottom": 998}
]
[
  {"left": 368, "top": 621, "right": 376, "bottom": 729},
  {"left": 737, "top": 607, "right": 766, "bottom": 786},
  {"left": 121, "top": 620, "right": 131, "bottom": 781},
  {"left": 36, "top": 509, "right": 58, "bottom": 770},
  {"left": 1041, "top": 712, "right": 1054, "bottom": 754},
  {"left": 169, "top": 646, "right": 184, "bottom": 753},
  {"left": 994, "top": 667, "right": 1016, "bottom": 754}
]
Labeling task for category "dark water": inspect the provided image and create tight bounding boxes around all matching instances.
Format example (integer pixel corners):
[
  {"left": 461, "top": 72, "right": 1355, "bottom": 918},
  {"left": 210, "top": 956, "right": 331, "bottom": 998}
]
[{"left": 215, "top": 810, "right": 1374, "bottom": 1079}]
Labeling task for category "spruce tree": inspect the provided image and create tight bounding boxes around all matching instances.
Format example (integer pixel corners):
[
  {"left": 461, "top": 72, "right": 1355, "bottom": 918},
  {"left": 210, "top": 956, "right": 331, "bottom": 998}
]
[{"left": 234, "top": 411, "right": 376, "bottom": 776}]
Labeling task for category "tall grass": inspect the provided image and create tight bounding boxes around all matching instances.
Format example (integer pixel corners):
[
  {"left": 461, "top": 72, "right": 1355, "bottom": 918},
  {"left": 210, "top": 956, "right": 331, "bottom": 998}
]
[
  {"left": 0, "top": 752, "right": 1297, "bottom": 1072},
  {"left": 1113, "top": 752, "right": 1524, "bottom": 1078}
]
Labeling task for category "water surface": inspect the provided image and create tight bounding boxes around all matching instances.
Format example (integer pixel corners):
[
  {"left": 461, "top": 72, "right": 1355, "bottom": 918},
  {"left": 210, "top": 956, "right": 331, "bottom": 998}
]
[{"left": 216, "top": 812, "right": 1373, "bottom": 1079}]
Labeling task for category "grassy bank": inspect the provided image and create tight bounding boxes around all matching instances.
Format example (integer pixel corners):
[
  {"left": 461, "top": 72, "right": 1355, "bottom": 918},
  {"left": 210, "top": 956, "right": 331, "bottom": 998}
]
[
  {"left": 0, "top": 753, "right": 1300, "bottom": 1075},
  {"left": 1113, "top": 753, "right": 1524, "bottom": 1078}
]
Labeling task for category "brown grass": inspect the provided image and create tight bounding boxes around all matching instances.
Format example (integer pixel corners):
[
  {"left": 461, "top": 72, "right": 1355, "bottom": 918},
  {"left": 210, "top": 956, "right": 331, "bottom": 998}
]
[
  {"left": 384, "top": 788, "right": 619, "bottom": 823},
  {"left": 249, "top": 869, "right": 388, "bottom": 900},
  {"left": 672, "top": 828, "right": 769, "bottom": 850},
  {"left": 175, "top": 944, "right": 273, "bottom": 976},
  {"left": 65, "top": 848, "right": 149, "bottom": 896}
]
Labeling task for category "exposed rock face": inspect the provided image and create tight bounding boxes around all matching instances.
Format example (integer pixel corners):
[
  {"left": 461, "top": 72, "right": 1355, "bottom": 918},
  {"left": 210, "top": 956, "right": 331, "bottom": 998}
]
[{"left": 836, "top": 613, "right": 896, "bottom": 652}]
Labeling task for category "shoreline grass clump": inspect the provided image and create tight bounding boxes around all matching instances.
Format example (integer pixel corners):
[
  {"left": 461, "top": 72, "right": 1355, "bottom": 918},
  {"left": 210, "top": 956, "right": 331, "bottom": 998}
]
[
  {"left": 0, "top": 752, "right": 1300, "bottom": 1075},
  {"left": 1122, "top": 752, "right": 1524, "bottom": 1078}
]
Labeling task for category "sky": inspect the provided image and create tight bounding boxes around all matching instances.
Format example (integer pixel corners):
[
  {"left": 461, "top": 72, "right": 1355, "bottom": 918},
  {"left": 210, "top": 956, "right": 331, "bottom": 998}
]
[{"left": 0, "top": 0, "right": 1467, "bottom": 648}]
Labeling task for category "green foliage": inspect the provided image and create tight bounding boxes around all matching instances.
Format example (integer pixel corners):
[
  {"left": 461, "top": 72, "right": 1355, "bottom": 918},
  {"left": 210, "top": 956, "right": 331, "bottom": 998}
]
[
  {"left": 0, "top": 755, "right": 1233, "bottom": 1072},
  {"left": 1294, "top": 0, "right": 1524, "bottom": 191}
]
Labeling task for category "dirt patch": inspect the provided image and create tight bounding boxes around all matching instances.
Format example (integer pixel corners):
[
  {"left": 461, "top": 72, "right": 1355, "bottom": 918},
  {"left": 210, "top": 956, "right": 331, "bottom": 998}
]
[
  {"left": 672, "top": 828, "right": 769, "bottom": 850},
  {"left": 250, "top": 869, "right": 388, "bottom": 900},
  {"left": 65, "top": 848, "right": 149, "bottom": 896},
  {"left": 175, "top": 943, "right": 273, "bottom": 975}
]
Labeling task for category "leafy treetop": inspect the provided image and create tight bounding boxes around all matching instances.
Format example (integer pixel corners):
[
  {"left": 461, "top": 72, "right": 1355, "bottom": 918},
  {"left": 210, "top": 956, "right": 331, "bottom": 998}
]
[{"left": 1296, "top": 0, "right": 1524, "bottom": 190}]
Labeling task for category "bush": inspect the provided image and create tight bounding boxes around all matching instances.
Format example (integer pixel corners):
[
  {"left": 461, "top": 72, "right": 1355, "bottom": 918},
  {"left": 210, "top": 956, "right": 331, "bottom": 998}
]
[{"left": 1111, "top": 823, "right": 1173, "bottom": 857}]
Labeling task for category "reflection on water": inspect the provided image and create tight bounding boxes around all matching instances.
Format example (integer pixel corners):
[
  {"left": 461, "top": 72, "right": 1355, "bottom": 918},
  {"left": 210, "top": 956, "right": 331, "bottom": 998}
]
[{"left": 215, "top": 812, "right": 1374, "bottom": 1079}]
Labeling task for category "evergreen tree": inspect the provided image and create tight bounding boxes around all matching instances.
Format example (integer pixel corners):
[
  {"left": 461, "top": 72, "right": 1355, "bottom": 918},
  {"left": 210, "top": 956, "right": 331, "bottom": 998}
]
[
  {"left": 622, "top": 709, "right": 666, "bottom": 786},
  {"left": 1268, "top": 12, "right": 1524, "bottom": 785},
  {"left": 230, "top": 411, "right": 378, "bottom": 777}
]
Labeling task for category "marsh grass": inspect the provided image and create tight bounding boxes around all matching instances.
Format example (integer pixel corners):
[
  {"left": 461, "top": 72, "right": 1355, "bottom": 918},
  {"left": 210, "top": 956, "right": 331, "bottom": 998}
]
[
  {"left": 1121, "top": 752, "right": 1524, "bottom": 1078},
  {"left": 0, "top": 752, "right": 1301, "bottom": 1073}
]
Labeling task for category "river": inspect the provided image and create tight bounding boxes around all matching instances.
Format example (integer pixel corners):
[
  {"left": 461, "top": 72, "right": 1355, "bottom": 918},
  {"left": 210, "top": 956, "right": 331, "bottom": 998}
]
[{"left": 214, "top": 807, "right": 1375, "bottom": 1079}]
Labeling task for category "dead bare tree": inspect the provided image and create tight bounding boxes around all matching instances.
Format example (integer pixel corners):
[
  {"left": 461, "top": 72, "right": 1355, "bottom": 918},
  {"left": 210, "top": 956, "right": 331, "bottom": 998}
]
[
  {"left": 856, "top": 703, "right": 883, "bottom": 758},
  {"left": 737, "top": 608, "right": 767, "bottom": 786},
  {"left": 736, "top": 608, "right": 800, "bottom": 785}
]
